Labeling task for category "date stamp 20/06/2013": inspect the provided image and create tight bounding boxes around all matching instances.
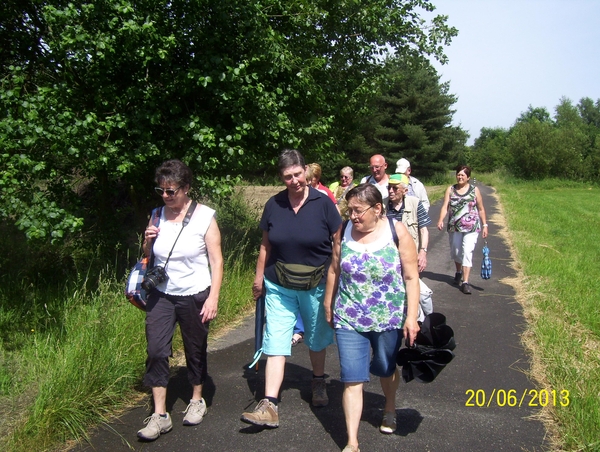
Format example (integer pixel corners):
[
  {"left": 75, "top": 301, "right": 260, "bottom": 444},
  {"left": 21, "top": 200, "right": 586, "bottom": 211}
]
[{"left": 465, "top": 389, "right": 570, "bottom": 408}]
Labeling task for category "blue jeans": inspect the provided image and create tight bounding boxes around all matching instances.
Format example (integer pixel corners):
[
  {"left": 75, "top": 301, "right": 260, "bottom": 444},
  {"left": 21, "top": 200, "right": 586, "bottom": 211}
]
[{"left": 335, "top": 328, "right": 403, "bottom": 382}]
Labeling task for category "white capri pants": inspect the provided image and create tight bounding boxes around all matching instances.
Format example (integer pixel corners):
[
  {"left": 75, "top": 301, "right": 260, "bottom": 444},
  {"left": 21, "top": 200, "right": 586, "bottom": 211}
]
[{"left": 449, "top": 230, "right": 479, "bottom": 267}]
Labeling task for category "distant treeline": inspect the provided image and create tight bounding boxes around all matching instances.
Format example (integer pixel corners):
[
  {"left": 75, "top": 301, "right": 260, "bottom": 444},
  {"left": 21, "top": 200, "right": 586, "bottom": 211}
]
[{"left": 468, "top": 97, "right": 600, "bottom": 182}]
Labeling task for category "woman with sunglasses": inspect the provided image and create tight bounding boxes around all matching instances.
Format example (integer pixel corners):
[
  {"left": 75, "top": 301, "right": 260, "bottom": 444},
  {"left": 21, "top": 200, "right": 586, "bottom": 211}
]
[
  {"left": 329, "top": 166, "right": 356, "bottom": 219},
  {"left": 137, "top": 159, "right": 223, "bottom": 441},
  {"left": 323, "top": 183, "right": 419, "bottom": 452}
]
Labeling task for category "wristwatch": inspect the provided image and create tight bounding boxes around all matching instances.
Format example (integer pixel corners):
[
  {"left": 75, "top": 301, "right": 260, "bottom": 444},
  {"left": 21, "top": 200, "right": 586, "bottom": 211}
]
[{"left": 420, "top": 248, "right": 427, "bottom": 253}]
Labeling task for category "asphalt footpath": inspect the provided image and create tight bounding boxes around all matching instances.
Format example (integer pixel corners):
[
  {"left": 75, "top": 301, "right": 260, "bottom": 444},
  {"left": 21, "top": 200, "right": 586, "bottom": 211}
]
[{"left": 73, "top": 184, "right": 549, "bottom": 452}]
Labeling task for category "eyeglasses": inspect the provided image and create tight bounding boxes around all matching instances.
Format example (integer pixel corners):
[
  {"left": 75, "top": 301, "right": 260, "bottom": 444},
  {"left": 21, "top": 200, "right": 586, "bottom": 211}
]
[
  {"left": 387, "top": 185, "right": 402, "bottom": 191},
  {"left": 369, "top": 165, "right": 382, "bottom": 170},
  {"left": 155, "top": 186, "right": 182, "bottom": 197},
  {"left": 348, "top": 206, "right": 373, "bottom": 219}
]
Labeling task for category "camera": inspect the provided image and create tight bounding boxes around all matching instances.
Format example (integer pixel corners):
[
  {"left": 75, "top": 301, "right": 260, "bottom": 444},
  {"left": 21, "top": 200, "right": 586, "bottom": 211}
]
[{"left": 142, "top": 266, "right": 168, "bottom": 292}]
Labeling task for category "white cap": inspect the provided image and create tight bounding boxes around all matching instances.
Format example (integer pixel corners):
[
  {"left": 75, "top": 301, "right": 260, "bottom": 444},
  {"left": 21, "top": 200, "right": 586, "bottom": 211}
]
[{"left": 396, "top": 158, "right": 410, "bottom": 174}]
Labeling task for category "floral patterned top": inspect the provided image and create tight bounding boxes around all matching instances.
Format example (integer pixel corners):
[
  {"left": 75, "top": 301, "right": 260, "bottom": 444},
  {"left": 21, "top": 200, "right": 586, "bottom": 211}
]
[
  {"left": 333, "top": 222, "right": 407, "bottom": 332},
  {"left": 447, "top": 184, "right": 481, "bottom": 233}
]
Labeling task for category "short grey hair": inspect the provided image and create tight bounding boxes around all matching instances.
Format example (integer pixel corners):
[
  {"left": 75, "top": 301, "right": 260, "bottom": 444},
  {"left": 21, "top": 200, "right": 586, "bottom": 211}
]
[
  {"left": 278, "top": 149, "right": 306, "bottom": 175},
  {"left": 340, "top": 166, "right": 354, "bottom": 178}
]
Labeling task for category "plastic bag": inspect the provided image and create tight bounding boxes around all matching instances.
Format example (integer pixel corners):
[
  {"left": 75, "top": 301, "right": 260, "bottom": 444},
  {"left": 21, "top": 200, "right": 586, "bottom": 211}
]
[{"left": 481, "top": 242, "right": 492, "bottom": 280}]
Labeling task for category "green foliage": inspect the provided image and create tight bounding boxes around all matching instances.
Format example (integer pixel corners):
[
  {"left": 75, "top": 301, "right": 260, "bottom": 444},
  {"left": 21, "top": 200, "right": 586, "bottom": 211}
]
[
  {"left": 346, "top": 57, "right": 467, "bottom": 178},
  {"left": 2, "top": 275, "right": 148, "bottom": 451},
  {"left": 506, "top": 119, "right": 555, "bottom": 178},
  {"left": 470, "top": 97, "right": 600, "bottom": 182},
  {"left": 0, "top": 0, "right": 457, "bottom": 253},
  {"left": 469, "top": 127, "right": 510, "bottom": 172},
  {"left": 516, "top": 105, "right": 552, "bottom": 124}
]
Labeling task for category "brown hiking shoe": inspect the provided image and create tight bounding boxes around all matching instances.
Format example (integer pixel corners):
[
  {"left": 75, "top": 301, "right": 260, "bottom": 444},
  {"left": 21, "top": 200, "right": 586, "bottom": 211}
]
[
  {"left": 240, "top": 399, "right": 279, "bottom": 428},
  {"left": 311, "top": 378, "right": 329, "bottom": 407}
]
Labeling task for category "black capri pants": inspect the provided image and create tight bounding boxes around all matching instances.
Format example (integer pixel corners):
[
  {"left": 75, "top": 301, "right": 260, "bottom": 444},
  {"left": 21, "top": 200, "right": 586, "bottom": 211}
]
[{"left": 143, "top": 287, "right": 211, "bottom": 388}]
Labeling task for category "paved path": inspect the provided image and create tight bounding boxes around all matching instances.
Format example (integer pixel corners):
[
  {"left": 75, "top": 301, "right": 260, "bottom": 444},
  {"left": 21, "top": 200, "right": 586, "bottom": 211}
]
[{"left": 73, "top": 185, "right": 549, "bottom": 451}]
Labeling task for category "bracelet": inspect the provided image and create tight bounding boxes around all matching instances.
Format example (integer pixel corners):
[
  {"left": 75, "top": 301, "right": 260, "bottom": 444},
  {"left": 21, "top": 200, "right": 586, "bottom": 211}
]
[
  {"left": 420, "top": 248, "right": 427, "bottom": 253},
  {"left": 483, "top": 224, "right": 488, "bottom": 227}
]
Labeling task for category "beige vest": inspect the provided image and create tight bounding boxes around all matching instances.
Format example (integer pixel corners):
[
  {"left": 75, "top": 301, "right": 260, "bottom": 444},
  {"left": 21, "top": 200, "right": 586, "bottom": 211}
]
[{"left": 401, "top": 196, "right": 420, "bottom": 251}]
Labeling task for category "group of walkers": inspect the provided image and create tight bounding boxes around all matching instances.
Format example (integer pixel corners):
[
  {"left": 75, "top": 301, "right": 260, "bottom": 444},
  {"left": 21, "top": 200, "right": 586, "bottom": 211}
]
[{"left": 136, "top": 152, "right": 487, "bottom": 452}]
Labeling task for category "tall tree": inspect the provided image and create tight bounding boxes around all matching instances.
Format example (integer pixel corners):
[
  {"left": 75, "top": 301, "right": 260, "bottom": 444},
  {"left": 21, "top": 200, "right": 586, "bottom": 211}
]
[
  {"left": 471, "top": 97, "right": 600, "bottom": 181},
  {"left": 0, "top": 0, "right": 457, "bottom": 246},
  {"left": 469, "top": 127, "right": 509, "bottom": 173},
  {"left": 350, "top": 57, "right": 467, "bottom": 177}
]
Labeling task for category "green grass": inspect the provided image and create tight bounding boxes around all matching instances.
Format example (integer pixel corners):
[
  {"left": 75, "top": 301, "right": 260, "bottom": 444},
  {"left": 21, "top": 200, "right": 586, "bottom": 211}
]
[
  {"left": 0, "top": 191, "right": 259, "bottom": 452},
  {"left": 0, "top": 274, "right": 148, "bottom": 451},
  {"left": 479, "top": 174, "right": 600, "bottom": 451}
]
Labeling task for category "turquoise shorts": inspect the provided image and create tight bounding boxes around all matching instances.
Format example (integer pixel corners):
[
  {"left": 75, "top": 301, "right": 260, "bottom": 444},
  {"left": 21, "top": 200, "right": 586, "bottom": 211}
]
[{"left": 262, "top": 278, "right": 334, "bottom": 356}]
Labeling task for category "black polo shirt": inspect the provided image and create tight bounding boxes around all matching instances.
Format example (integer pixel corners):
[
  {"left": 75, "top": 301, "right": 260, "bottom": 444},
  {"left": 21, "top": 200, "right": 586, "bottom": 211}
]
[{"left": 260, "top": 187, "right": 342, "bottom": 285}]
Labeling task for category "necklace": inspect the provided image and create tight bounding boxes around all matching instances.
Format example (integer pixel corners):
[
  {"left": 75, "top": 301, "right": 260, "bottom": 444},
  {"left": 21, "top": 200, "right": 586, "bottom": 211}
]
[{"left": 169, "top": 200, "right": 189, "bottom": 216}]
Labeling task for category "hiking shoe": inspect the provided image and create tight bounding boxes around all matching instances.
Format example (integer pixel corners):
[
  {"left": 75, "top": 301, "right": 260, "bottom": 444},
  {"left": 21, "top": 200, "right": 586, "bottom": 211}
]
[
  {"left": 453, "top": 272, "right": 462, "bottom": 285},
  {"left": 312, "top": 378, "right": 329, "bottom": 407},
  {"left": 461, "top": 282, "right": 472, "bottom": 294},
  {"left": 240, "top": 398, "right": 279, "bottom": 427},
  {"left": 183, "top": 398, "right": 207, "bottom": 426},
  {"left": 379, "top": 411, "right": 396, "bottom": 434},
  {"left": 137, "top": 413, "right": 172, "bottom": 441}
]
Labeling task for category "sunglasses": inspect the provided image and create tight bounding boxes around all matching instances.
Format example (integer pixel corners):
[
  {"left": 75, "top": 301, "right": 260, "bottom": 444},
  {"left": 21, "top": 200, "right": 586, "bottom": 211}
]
[
  {"left": 155, "top": 186, "right": 182, "bottom": 197},
  {"left": 387, "top": 185, "right": 402, "bottom": 191}
]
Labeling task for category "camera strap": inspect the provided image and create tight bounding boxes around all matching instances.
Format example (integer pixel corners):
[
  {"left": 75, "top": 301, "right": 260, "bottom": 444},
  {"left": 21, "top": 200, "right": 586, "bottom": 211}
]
[{"left": 162, "top": 200, "right": 198, "bottom": 270}]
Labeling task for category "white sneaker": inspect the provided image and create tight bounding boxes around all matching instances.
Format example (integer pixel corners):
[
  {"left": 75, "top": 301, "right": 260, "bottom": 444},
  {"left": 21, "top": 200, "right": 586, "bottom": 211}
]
[
  {"left": 137, "top": 412, "right": 172, "bottom": 441},
  {"left": 182, "top": 398, "right": 207, "bottom": 425}
]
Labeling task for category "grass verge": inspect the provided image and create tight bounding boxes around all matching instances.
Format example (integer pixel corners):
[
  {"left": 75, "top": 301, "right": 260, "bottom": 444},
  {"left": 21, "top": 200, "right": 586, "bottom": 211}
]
[
  {"left": 1, "top": 274, "right": 148, "bottom": 451},
  {"left": 0, "top": 190, "right": 259, "bottom": 451},
  {"left": 479, "top": 173, "right": 600, "bottom": 451}
]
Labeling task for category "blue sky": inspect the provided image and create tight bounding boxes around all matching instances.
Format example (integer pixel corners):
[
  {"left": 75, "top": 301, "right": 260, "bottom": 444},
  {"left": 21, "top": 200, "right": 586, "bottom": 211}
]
[{"left": 425, "top": 0, "right": 600, "bottom": 144}]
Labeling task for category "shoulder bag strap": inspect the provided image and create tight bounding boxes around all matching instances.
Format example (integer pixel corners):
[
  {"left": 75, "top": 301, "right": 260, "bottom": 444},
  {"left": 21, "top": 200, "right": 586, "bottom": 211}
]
[
  {"left": 148, "top": 207, "right": 162, "bottom": 268},
  {"left": 388, "top": 217, "right": 399, "bottom": 248},
  {"left": 162, "top": 201, "right": 198, "bottom": 270}
]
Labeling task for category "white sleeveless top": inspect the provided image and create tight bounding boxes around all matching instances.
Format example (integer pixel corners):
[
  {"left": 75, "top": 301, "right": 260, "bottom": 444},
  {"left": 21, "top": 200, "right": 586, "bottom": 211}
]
[{"left": 152, "top": 204, "right": 215, "bottom": 295}]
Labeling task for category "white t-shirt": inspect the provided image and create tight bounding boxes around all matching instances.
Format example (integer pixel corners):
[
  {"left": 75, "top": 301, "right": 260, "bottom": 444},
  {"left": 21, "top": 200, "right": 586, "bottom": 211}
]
[
  {"left": 408, "top": 176, "right": 430, "bottom": 212},
  {"left": 152, "top": 204, "right": 215, "bottom": 295},
  {"left": 360, "top": 175, "right": 390, "bottom": 207}
]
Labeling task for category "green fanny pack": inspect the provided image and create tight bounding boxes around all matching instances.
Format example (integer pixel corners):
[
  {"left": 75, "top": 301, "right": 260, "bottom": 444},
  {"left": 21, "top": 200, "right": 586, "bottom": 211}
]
[{"left": 275, "top": 261, "right": 325, "bottom": 291}]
